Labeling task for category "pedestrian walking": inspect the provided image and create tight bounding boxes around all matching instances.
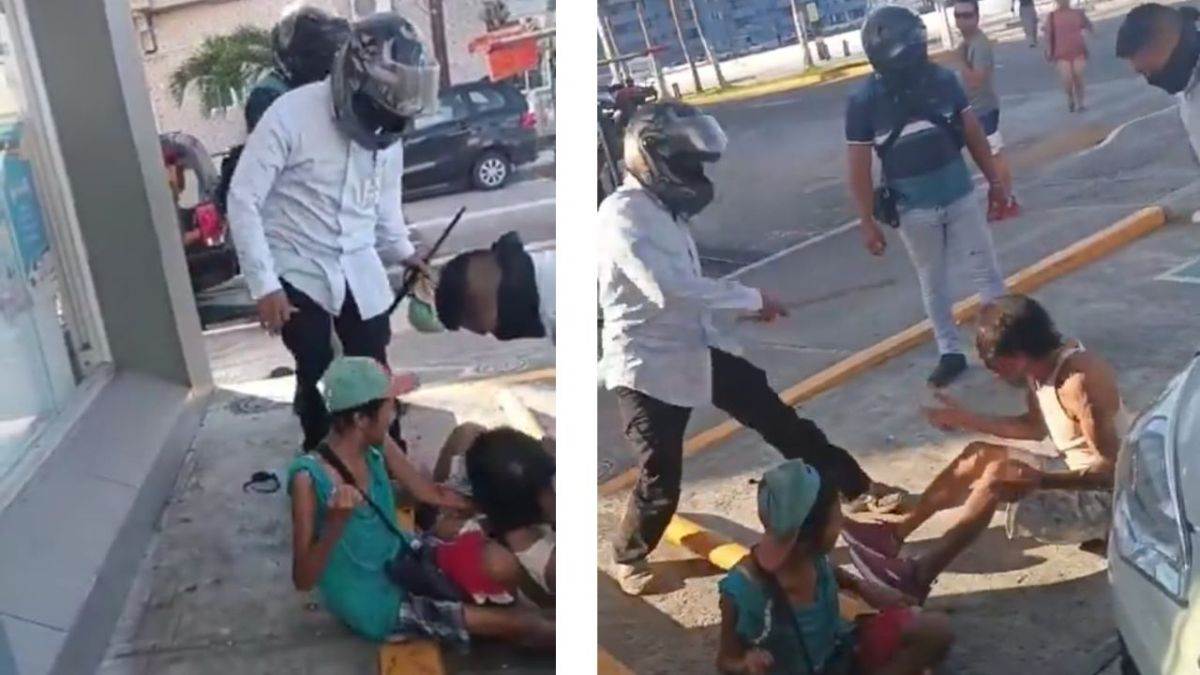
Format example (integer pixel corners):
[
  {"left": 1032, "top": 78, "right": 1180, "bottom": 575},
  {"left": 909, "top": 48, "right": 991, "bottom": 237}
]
[
  {"left": 1118, "top": 3, "right": 1200, "bottom": 219},
  {"left": 227, "top": 13, "right": 438, "bottom": 451},
  {"left": 1018, "top": 0, "right": 1039, "bottom": 46},
  {"left": 599, "top": 101, "right": 906, "bottom": 596},
  {"left": 955, "top": 0, "right": 1020, "bottom": 220},
  {"left": 845, "top": 6, "right": 1010, "bottom": 387},
  {"left": 1045, "top": 0, "right": 1094, "bottom": 112}
]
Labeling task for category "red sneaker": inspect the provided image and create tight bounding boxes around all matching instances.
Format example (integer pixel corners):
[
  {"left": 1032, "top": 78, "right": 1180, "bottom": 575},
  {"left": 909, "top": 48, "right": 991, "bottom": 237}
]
[
  {"left": 1004, "top": 197, "right": 1022, "bottom": 219},
  {"left": 987, "top": 200, "right": 1004, "bottom": 222},
  {"left": 840, "top": 518, "right": 902, "bottom": 558}
]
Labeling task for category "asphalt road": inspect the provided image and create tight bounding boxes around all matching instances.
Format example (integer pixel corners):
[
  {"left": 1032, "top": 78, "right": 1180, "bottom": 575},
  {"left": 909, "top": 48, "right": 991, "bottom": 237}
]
[
  {"left": 690, "top": 9, "right": 1163, "bottom": 274},
  {"left": 195, "top": 171, "right": 555, "bottom": 328}
]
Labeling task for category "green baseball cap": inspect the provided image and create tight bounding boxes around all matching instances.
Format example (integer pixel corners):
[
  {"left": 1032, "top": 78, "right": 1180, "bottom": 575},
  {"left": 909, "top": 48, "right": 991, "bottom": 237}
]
[
  {"left": 319, "top": 356, "right": 417, "bottom": 413},
  {"left": 755, "top": 459, "right": 822, "bottom": 572}
]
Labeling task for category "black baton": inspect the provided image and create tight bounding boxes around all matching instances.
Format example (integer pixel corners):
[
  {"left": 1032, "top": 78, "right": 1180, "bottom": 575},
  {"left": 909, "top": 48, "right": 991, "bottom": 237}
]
[{"left": 387, "top": 206, "right": 467, "bottom": 316}]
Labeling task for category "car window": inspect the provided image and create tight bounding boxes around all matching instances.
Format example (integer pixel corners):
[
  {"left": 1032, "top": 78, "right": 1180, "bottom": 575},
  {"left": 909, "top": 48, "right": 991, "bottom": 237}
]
[
  {"left": 465, "top": 88, "right": 508, "bottom": 114},
  {"left": 411, "top": 93, "right": 471, "bottom": 131}
]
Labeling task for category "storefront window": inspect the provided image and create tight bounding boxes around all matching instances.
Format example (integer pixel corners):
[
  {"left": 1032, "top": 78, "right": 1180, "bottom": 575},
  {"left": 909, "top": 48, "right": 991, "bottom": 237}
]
[{"left": 0, "top": 8, "right": 97, "bottom": 494}]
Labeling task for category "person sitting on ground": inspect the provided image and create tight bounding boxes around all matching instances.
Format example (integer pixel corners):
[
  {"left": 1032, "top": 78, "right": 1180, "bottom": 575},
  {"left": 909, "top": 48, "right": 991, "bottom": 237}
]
[
  {"left": 287, "top": 356, "right": 554, "bottom": 648},
  {"left": 841, "top": 294, "right": 1131, "bottom": 602},
  {"left": 465, "top": 427, "right": 556, "bottom": 600},
  {"left": 434, "top": 232, "right": 556, "bottom": 344},
  {"left": 717, "top": 459, "right": 953, "bottom": 675}
]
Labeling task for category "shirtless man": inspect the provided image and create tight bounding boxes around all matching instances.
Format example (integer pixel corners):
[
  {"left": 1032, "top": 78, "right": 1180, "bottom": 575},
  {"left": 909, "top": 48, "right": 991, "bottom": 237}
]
[{"left": 840, "top": 294, "right": 1129, "bottom": 601}]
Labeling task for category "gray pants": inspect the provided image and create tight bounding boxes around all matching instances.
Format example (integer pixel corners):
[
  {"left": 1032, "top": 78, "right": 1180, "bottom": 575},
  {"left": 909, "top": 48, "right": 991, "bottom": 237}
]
[
  {"left": 897, "top": 192, "right": 1007, "bottom": 356},
  {"left": 1020, "top": 5, "right": 1038, "bottom": 45}
]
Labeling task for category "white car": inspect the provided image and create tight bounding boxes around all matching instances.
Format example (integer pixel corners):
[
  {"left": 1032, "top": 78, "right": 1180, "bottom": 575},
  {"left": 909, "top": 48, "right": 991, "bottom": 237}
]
[{"left": 1109, "top": 356, "right": 1200, "bottom": 674}]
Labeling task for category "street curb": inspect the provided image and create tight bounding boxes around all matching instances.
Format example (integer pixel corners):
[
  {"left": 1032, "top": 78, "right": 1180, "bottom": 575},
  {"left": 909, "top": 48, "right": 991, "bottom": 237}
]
[
  {"left": 410, "top": 367, "right": 555, "bottom": 396},
  {"left": 681, "top": 50, "right": 955, "bottom": 107},
  {"left": 496, "top": 386, "right": 547, "bottom": 441},
  {"left": 599, "top": 206, "right": 1167, "bottom": 496}
]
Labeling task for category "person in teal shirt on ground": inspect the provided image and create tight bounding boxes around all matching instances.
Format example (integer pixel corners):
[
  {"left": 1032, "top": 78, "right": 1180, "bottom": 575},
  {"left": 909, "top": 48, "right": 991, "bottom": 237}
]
[
  {"left": 716, "top": 460, "right": 953, "bottom": 674},
  {"left": 287, "top": 356, "right": 554, "bottom": 648}
]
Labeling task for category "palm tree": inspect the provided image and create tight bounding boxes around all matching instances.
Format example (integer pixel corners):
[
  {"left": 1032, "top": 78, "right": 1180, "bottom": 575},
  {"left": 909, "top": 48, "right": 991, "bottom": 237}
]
[
  {"left": 169, "top": 26, "right": 272, "bottom": 117},
  {"left": 686, "top": 0, "right": 727, "bottom": 87}
]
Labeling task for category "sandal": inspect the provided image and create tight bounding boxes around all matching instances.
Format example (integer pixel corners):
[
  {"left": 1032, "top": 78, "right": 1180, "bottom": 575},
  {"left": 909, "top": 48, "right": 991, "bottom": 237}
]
[{"left": 844, "top": 483, "right": 909, "bottom": 515}]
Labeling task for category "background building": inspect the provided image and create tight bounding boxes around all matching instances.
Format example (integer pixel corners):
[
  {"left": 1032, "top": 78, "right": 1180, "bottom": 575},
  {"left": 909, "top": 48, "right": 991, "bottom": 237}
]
[{"left": 598, "top": 0, "right": 870, "bottom": 70}]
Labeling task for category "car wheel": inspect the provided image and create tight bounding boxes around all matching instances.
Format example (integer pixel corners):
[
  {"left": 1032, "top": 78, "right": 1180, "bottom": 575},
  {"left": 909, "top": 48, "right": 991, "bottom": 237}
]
[{"left": 472, "top": 150, "right": 510, "bottom": 191}]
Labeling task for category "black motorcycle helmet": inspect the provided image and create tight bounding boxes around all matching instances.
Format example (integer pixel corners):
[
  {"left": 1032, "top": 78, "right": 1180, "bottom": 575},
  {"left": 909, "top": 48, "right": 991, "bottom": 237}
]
[
  {"left": 331, "top": 13, "right": 441, "bottom": 150},
  {"left": 271, "top": 5, "right": 351, "bottom": 87},
  {"left": 862, "top": 6, "right": 929, "bottom": 81},
  {"left": 624, "top": 101, "right": 727, "bottom": 218}
]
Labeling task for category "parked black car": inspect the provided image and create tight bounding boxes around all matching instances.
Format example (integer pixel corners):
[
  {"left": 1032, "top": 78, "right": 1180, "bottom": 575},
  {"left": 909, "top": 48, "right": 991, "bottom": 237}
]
[
  {"left": 160, "top": 132, "right": 239, "bottom": 293},
  {"left": 402, "top": 79, "right": 540, "bottom": 198}
]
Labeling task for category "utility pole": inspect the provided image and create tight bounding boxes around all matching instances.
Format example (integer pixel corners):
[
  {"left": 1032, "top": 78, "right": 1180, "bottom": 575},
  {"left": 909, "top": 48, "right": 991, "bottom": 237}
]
[
  {"left": 602, "top": 15, "right": 632, "bottom": 80},
  {"left": 686, "top": 0, "right": 727, "bottom": 88},
  {"left": 668, "top": 0, "right": 703, "bottom": 93},
  {"left": 635, "top": 0, "right": 670, "bottom": 98},
  {"left": 790, "top": 0, "right": 814, "bottom": 69},
  {"left": 597, "top": 18, "right": 621, "bottom": 82},
  {"left": 428, "top": 0, "right": 451, "bottom": 88}
]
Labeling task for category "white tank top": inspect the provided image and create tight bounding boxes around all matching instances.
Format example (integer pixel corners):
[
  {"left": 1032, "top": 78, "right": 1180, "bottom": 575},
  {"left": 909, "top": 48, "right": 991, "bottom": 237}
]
[{"left": 1031, "top": 343, "right": 1131, "bottom": 470}]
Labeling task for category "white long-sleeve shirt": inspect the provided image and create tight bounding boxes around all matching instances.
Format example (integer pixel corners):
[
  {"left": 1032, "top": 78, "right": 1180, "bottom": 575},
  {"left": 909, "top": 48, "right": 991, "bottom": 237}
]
[
  {"left": 598, "top": 177, "right": 763, "bottom": 408},
  {"left": 227, "top": 80, "right": 414, "bottom": 320}
]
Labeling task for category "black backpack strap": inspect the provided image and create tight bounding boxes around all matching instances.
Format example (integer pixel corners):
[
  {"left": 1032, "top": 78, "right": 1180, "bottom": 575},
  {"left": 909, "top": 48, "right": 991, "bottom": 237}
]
[
  {"left": 315, "top": 443, "right": 407, "bottom": 541},
  {"left": 873, "top": 74, "right": 964, "bottom": 163}
]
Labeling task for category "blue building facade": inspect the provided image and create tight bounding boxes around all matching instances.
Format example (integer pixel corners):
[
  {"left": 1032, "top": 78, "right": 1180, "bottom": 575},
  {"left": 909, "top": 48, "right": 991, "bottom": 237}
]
[{"left": 599, "top": 0, "right": 870, "bottom": 70}]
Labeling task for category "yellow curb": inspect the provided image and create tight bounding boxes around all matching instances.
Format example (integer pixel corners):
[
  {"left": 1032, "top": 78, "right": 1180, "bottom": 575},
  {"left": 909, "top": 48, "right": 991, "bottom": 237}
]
[
  {"left": 600, "top": 206, "right": 1166, "bottom": 496},
  {"left": 599, "top": 647, "right": 637, "bottom": 675},
  {"left": 662, "top": 514, "right": 873, "bottom": 620},
  {"left": 414, "top": 367, "right": 555, "bottom": 396},
  {"left": 495, "top": 386, "right": 548, "bottom": 443},
  {"left": 682, "top": 50, "right": 955, "bottom": 107}
]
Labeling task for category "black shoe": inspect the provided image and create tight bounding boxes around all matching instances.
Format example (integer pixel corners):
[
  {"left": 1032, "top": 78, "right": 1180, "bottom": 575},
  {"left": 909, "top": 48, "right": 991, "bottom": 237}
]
[{"left": 927, "top": 354, "right": 968, "bottom": 388}]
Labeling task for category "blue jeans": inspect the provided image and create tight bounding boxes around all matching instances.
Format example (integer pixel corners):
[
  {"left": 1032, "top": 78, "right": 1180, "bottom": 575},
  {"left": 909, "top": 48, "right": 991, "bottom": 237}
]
[{"left": 897, "top": 192, "right": 1007, "bottom": 356}]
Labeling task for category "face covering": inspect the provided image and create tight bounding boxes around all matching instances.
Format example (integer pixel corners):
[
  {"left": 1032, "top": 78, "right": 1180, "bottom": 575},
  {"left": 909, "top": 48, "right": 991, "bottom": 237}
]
[
  {"left": 1148, "top": 19, "right": 1200, "bottom": 94},
  {"left": 349, "top": 93, "right": 409, "bottom": 149},
  {"left": 491, "top": 232, "right": 546, "bottom": 341}
]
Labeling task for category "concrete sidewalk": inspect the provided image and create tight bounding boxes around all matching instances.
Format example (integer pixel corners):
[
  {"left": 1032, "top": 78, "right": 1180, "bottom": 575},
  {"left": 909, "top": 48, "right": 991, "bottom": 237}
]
[{"left": 598, "top": 198, "right": 1200, "bottom": 674}]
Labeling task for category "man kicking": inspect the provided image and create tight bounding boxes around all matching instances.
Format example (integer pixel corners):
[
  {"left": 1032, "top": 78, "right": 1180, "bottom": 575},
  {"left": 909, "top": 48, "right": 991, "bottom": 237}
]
[
  {"left": 598, "top": 101, "right": 905, "bottom": 595},
  {"left": 841, "top": 294, "right": 1130, "bottom": 601}
]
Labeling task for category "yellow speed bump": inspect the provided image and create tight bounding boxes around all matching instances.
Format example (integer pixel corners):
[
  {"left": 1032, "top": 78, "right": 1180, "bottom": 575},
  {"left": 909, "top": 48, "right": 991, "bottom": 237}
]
[
  {"left": 496, "top": 387, "right": 547, "bottom": 440},
  {"left": 663, "top": 515, "right": 873, "bottom": 620},
  {"left": 601, "top": 206, "right": 1166, "bottom": 496},
  {"left": 415, "top": 367, "right": 555, "bottom": 396}
]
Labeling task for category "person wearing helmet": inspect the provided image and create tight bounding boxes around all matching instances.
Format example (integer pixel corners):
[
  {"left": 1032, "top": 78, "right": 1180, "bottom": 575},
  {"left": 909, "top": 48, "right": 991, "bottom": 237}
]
[
  {"left": 846, "top": 5, "right": 1009, "bottom": 388},
  {"left": 227, "top": 13, "right": 437, "bottom": 451},
  {"left": 599, "top": 101, "right": 905, "bottom": 596},
  {"left": 215, "top": 6, "right": 349, "bottom": 215}
]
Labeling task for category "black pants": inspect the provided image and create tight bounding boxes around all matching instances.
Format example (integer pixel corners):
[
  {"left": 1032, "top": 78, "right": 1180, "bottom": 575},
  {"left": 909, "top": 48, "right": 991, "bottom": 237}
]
[
  {"left": 281, "top": 281, "right": 399, "bottom": 450},
  {"left": 612, "top": 349, "right": 873, "bottom": 564}
]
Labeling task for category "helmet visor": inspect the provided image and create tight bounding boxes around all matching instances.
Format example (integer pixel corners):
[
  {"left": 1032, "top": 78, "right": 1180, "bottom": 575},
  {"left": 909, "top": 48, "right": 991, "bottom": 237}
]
[
  {"left": 362, "top": 59, "right": 441, "bottom": 118},
  {"left": 666, "top": 113, "right": 727, "bottom": 159}
]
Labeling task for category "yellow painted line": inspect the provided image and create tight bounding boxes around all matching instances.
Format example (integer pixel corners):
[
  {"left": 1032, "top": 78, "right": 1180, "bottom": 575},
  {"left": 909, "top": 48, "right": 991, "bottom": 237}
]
[
  {"left": 413, "top": 367, "right": 555, "bottom": 396},
  {"left": 496, "top": 387, "right": 547, "bottom": 441},
  {"left": 599, "top": 647, "right": 636, "bottom": 675},
  {"left": 600, "top": 206, "right": 1167, "bottom": 496},
  {"left": 380, "top": 508, "right": 445, "bottom": 675},
  {"left": 663, "top": 514, "right": 873, "bottom": 620}
]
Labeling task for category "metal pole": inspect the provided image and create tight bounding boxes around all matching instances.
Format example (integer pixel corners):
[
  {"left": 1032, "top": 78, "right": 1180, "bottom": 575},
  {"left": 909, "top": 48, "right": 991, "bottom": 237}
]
[
  {"left": 602, "top": 15, "right": 633, "bottom": 80},
  {"left": 635, "top": 0, "right": 670, "bottom": 98},
  {"left": 597, "top": 20, "right": 621, "bottom": 82},
  {"left": 687, "top": 0, "right": 727, "bottom": 87},
  {"left": 668, "top": 0, "right": 703, "bottom": 93},
  {"left": 790, "top": 0, "right": 814, "bottom": 69}
]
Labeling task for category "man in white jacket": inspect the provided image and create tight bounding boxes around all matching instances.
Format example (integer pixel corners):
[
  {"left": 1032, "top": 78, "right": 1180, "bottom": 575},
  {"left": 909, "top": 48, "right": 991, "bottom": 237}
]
[
  {"left": 598, "top": 101, "right": 903, "bottom": 595},
  {"left": 228, "top": 14, "right": 437, "bottom": 450}
]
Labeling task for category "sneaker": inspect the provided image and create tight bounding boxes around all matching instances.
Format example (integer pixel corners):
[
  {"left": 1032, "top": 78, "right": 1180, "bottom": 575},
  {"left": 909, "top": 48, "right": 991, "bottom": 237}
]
[
  {"left": 987, "top": 199, "right": 1004, "bottom": 223},
  {"left": 616, "top": 560, "right": 656, "bottom": 596},
  {"left": 1004, "top": 197, "right": 1022, "bottom": 220},
  {"left": 848, "top": 545, "right": 931, "bottom": 604},
  {"left": 927, "top": 354, "right": 968, "bottom": 389},
  {"left": 841, "top": 518, "right": 903, "bottom": 559}
]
